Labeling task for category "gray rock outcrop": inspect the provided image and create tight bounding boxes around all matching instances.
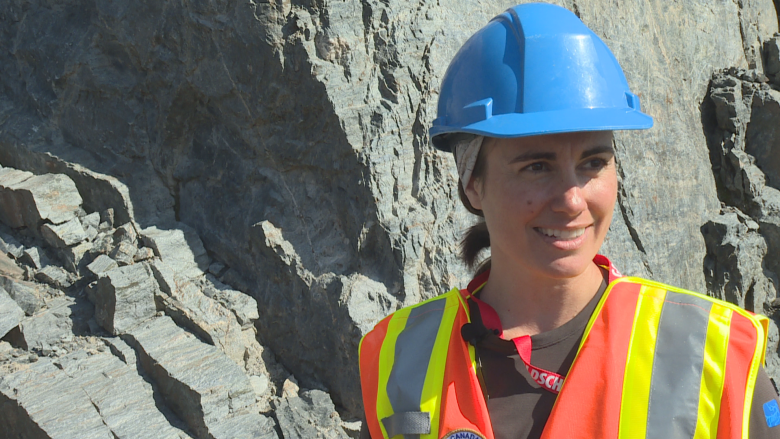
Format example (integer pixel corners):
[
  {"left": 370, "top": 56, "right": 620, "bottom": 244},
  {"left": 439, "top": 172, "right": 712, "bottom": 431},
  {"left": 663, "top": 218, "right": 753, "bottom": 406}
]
[
  {"left": 275, "top": 390, "right": 350, "bottom": 439},
  {"left": 0, "top": 161, "right": 347, "bottom": 438},
  {"left": 94, "top": 263, "right": 159, "bottom": 335},
  {"left": 0, "top": 287, "right": 24, "bottom": 339},
  {"left": 702, "top": 57, "right": 780, "bottom": 376},
  {"left": 124, "top": 316, "right": 274, "bottom": 439},
  {"left": 0, "top": 351, "right": 192, "bottom": 439}
]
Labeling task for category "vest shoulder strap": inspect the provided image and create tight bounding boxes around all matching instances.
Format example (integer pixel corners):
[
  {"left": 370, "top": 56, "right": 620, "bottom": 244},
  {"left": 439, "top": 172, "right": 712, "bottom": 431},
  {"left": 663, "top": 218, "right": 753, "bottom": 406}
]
[
  {"left": 606, "top": 276, "right": 768, "bottom": 355},
  {"left": 544, "top": 276, "right": 768, "bottom": 439},
  {"left": 359, "top": 288, "right": 472, "bottom": 439}
]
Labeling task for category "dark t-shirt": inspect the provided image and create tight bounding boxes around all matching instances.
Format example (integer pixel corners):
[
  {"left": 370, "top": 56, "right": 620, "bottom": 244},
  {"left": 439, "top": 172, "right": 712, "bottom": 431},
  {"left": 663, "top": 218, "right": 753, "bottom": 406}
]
[{"left": 360, "top": 279, "right": 780, "bottom": 438}]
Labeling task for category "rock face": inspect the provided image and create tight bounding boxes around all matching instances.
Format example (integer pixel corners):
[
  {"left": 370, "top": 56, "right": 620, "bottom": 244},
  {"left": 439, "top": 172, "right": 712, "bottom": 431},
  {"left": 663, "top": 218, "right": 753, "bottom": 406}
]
[
  {"left": 0, "top": 163, "right": 349, "bottom": 438},
  {"left": 124, "top": 316, "right": 274, "bottom": 439},
  {"left": 702, "top": 59, "right": 780, "bottom": 377},
  {"left": 0, "top": 0, "right": 779, "bottom": 428}
]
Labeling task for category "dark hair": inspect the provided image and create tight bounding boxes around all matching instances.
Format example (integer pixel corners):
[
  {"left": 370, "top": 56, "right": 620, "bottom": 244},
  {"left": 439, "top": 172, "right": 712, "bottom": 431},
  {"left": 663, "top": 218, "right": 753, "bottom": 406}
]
[{"left": 457, "top": 139, "right": 491, "bottom": 274}]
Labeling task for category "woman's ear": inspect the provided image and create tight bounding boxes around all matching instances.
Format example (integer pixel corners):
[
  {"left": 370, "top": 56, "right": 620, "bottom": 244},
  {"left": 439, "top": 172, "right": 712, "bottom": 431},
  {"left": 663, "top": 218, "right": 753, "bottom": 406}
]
[{"left": 464, "top": 177, "right": 484, "bottom": 211}]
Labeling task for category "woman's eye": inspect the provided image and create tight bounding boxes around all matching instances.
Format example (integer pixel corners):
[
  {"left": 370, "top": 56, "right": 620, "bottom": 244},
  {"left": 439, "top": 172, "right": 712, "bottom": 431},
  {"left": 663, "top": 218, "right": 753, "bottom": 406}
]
[
  {"left": 583, "top": 158, "right": 608, "bottom": 170},
  {"left": 524, "top": 162, "right": 547, "bottom": 172}
]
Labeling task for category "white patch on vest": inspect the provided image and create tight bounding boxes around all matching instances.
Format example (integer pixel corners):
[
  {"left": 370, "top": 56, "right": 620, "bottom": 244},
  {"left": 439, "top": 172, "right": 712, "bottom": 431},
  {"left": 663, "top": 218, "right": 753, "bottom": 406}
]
[{"left": 444, "top": 429, "right": 486, "bottom": 439}]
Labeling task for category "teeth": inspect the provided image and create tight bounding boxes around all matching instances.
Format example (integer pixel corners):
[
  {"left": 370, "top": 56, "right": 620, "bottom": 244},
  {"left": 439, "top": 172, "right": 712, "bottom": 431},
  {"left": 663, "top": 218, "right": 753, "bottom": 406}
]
[{"left": 538, "top": 228, "right": 585, "bottom": 240}]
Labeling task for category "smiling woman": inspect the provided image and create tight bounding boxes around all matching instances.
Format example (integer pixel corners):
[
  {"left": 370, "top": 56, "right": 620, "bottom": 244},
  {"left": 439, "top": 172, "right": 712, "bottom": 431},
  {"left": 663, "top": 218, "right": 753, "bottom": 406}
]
[
  {"left": 463, "top": 132, "right": 617, "bottom": 339},
  {"left": 358, "top": 3, "right": 778, "bottom": 439}
]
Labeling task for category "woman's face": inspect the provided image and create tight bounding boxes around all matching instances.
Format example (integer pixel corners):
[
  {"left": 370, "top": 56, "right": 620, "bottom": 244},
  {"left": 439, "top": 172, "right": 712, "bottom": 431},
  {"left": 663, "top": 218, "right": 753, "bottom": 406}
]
[{"left": 465, "top": 131, "right": 617, "bottom": 280}]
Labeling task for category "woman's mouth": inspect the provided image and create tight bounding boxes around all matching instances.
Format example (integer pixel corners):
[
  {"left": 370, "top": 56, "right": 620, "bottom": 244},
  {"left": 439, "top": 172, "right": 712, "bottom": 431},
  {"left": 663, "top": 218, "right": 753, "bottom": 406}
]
[
  {"left": 536, "top": 227, "right": 586, "bottom": 240},
  {"left": 534, "top": 227, "right": 590, "bottom": 250}
]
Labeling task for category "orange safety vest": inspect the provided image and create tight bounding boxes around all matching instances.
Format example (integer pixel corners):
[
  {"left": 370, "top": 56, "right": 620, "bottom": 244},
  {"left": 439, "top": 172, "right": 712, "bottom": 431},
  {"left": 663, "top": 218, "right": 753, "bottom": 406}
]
[{"left": 359, "top": 270, "right": 769, "bottom": 439}]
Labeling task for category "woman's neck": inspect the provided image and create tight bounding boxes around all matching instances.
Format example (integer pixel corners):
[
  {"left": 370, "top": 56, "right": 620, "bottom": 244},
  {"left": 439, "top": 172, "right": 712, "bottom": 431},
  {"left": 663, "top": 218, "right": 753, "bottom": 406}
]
[{"left": 477, "top": 257, "right": 604, "bottom": 340}]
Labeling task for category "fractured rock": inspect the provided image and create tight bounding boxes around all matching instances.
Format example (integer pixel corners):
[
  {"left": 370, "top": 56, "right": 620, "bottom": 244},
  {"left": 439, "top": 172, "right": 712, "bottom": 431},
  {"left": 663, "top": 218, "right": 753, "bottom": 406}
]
[
  {"left": 124, "top": 316, "right": 270, "bottom": 439},
  {"left": 703, "top": 210, "right": 777, "bottom": 313},
  {"left": 5, "top": 296, "right": 92, "bottom": 351},
  {"left": 0, "top": 276, "right": 45, "bottom": 316},
  {"left": 20, "top": 247, "right": 42, "bottom": 269},
  {"left": 0, "top": 168, "right": 34, "bottom": 229},
  {"left": 82, "top": 212, "right": 101, "bottom": 230},
  {"left": 282, "top": 375, "right": 300, "bottom": 399},
  {"left": 134, "top": 247, "right": 155, "bottom": 262},
  {"left": 84, "top": 224, "right": 99, "bottom": 242},
  {"left": 765, "top": 36, "right": 780, "bottom": 78},
  {"left": 0, "top": 287, "right": 24, "bottom": 339},
  {"left": 94, "top": 263, "right": 158, "bottom": 335},
  {"left": 250, "top": 375, "right": 271, "bottom": 400},
  {"left": 41, "top": 217, "right": 87, "bottom": 248},
  {"left": 87, "top": 254, "right": 119, "bottom": 278},
  {"left": 0, "top": 229, "right": 25, "bottom": 258},
  {"left": 55, "top": 350, "right": 193, "bottom": 439},
  {"left": 0, "top": 172, "right": 83, "bottom": 229},
  {"left": 154, "top": 270, "right": 246, "bottom": 365},
  {"left": 0, "top": 357, "right": 116, "bottom": 438},
  {"left": 0, "top": 350, "right": 191, "bottom": 439},
  {"left": 208, "top": 412, "right": 278, "bottom": 439},
  {"left": 203, "top": 275, "right": 259, "bottom": 327},
  {"left": 0, "top": 251, "right": 24, "bottom": 280},
  {"left": 113, "top": 223, "right": 138, "bottom": 245},
  {"left": 110, "top": 241, "right": 137, "bottom": 266},
  {"left": 60, "top": 240, "right": 94, "bottom": 272},
  {"left": 100, "top": 208, "right": 115, "bottom": 229},
  {"left": 745, "top": 88, "right": 780, "bottom": 188},
  {"left": 35, "top": 265, "right": 73, "bottom": 289},
  {"left": 92, "top": 232, "right": 114, "bottom": 255},
  {"left": 101, "top": 336, "right": 137, "bottom": 366},
  {"left": 274, "top": 389, "right": 350, "bottom": 439},
  {"left": 141, "top": 225, "right": 209, "bottom": 280},
  {"left": 5, "top": 0, "right": 780, "bottom": 420}
]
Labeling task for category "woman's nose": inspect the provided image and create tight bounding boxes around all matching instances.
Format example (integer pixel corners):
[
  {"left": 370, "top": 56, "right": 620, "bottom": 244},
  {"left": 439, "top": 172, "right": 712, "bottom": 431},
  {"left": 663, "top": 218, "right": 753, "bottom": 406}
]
[{"left": 550, "top": 179, "right": 587, "bottom": 216}]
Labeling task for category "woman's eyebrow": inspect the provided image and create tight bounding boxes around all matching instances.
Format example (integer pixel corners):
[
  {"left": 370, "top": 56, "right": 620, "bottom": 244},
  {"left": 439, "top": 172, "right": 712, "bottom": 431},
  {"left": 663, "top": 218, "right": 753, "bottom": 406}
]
[
  {"left": 580, "top": 145, "right": 615, "bottom": 158},
  {"left": 508, "top": 151, "right": 556, "bottom": 163}
]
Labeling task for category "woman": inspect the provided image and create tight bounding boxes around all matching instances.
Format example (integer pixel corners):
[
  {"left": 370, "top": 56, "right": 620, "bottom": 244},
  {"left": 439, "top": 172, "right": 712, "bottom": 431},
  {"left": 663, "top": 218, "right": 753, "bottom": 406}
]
[{"left": 359, "top": 3, "right": 779, "bottom": 439}]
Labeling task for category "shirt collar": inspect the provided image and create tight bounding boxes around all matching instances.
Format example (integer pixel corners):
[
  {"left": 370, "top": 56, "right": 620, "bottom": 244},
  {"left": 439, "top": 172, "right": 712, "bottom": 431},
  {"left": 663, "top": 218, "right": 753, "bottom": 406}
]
[{"left": 462, "top": 254, "right": 622, "bottom": 337}]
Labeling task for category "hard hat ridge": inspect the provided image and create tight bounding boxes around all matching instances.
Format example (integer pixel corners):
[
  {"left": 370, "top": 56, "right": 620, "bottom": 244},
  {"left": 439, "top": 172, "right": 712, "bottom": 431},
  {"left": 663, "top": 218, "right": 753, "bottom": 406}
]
[{"left": 430, "top": 2, "right": 653, "bottom": 151}]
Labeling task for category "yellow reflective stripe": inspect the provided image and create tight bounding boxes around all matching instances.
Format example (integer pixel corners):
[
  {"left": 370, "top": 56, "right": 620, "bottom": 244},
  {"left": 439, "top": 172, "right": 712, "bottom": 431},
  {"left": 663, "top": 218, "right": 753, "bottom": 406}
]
[
  {"left": 693, "top": 303, "right": 731, "bottom": 439},
  {"left": 376, "top": 306, "right": 412, "bottom": 439},
  {"left": 451, "top": 287, "right": 478, "bottom": 373},
  {"left": 755, "top": 314, "right": 770, "bottom": 365},
  {"left": 420, "top": 290, "right": 461, "bottom": 439},
  {"left": 741, "top": 312, "right": 767, "bottom": 439},
  {"left": 618, "top": 285, "right": 666, "bottom": 439}
]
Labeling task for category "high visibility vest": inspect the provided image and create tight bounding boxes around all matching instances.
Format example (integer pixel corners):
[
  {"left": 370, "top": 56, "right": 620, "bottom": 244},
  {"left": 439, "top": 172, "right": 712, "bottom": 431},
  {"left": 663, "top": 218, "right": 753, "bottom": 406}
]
[{"left": 359, "top": 276, "right": 770, "bottom": 439}]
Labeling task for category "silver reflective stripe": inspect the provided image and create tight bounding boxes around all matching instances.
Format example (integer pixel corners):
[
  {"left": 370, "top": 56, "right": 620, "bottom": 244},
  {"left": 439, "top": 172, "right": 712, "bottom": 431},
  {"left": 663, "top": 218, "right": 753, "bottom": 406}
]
[
  {"left": 382, "top": 411, "right": 431, "bottom": 437},
  {"left": 386, "top": 299, "right": 446, "bottom": 439},
  {"left": 646, "top": 291, "right": 712, "bottom": 439}
]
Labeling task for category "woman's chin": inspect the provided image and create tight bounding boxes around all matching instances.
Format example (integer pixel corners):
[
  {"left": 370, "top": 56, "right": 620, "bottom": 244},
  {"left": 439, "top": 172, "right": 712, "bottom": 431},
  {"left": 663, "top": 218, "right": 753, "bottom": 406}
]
[{"left": 531, "top": 254, "right": 600, "bottom": 280}]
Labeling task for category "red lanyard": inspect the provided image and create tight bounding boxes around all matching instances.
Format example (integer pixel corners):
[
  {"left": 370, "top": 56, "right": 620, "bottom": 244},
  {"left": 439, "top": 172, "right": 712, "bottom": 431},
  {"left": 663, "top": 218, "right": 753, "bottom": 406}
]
[
  {"left": 513, "top": 335, "right": 564, "bottom": 394},
  {"left": 469, "top": 295, "right": 565, "bottom": 395},
  {"left": 466, "top": 255, "right": 623, "bottom": 395}
]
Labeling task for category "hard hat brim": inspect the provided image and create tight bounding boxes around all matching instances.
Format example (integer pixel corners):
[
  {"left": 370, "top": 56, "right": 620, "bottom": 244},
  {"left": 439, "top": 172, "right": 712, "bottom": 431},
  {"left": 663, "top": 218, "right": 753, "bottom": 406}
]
[{"left": 430, "top": 107, "right": 653, "bottom": 152}]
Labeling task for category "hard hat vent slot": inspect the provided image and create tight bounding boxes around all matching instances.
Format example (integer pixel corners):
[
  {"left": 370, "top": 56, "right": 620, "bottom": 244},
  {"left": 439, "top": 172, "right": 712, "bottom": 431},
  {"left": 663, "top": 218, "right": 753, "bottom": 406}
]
[
  {"left": 625, "top": 92, "right": 641, "bottom": 111},
  {"left": 454, "top": 98, "right": 494, "bottom": 125}
]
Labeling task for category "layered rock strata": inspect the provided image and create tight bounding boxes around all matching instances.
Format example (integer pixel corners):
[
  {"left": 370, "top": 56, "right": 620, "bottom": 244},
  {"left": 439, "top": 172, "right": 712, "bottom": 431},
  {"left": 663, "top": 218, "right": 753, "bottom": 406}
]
[
  {"left": 702, "top": 47, "right": 780, "bottom": 376},
  {"left": 0, "top": 166, "right": 351, "bottom": 438}
]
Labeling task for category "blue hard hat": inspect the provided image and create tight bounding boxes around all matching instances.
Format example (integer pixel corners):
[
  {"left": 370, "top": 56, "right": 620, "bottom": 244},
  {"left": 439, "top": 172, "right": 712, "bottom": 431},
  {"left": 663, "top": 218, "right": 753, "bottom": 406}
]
[{"left": 430, "top": 3, "right": 653, "bottom": 151}]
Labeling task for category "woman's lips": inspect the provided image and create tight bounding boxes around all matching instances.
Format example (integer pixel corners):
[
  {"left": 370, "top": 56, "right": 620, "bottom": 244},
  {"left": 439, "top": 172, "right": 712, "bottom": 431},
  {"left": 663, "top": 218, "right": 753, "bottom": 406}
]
[
  {"left": 536, "top": 227, "right": 586, "bottom": 240},
  {"left": 534, "top": 227, "right": 589, "bottom": 250}
]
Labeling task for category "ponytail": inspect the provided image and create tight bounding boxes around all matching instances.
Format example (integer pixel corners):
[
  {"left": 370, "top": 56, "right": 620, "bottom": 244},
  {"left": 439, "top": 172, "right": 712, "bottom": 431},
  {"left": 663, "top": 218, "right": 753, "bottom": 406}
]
[{"left": 453, "top": 136, "right": 491, "bottom": 274}]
